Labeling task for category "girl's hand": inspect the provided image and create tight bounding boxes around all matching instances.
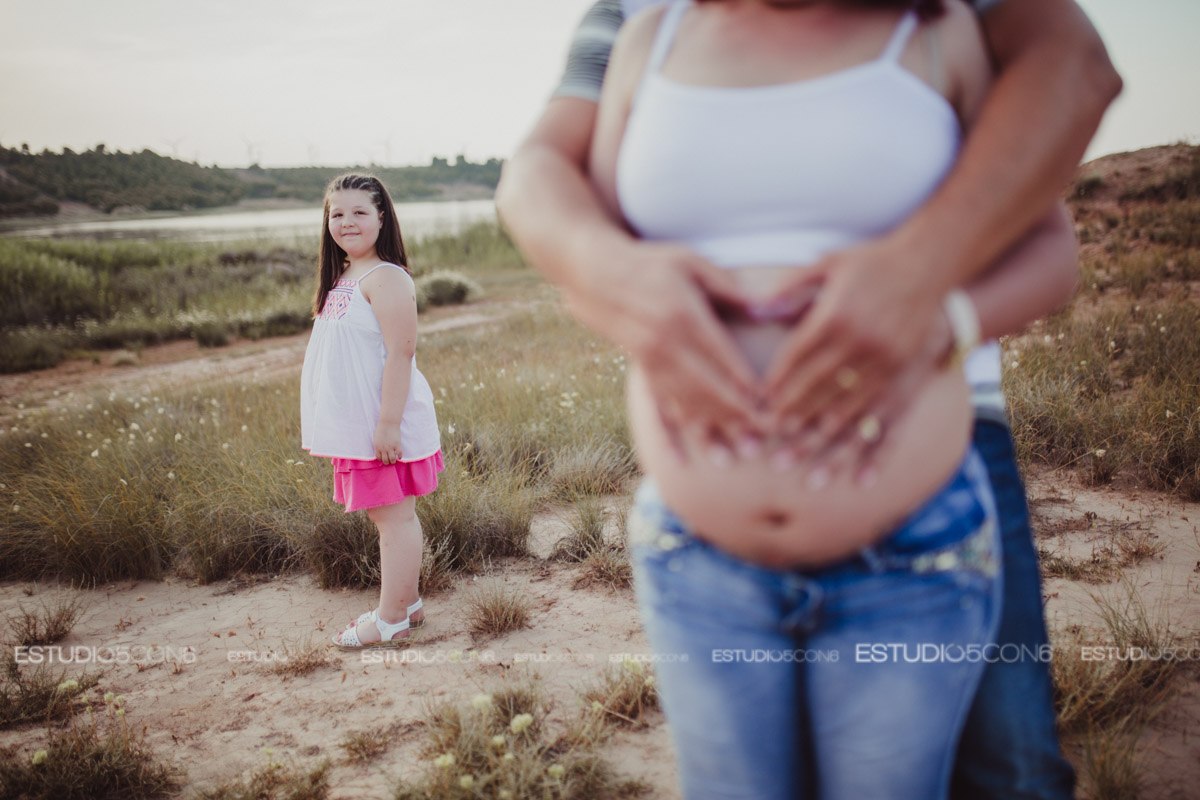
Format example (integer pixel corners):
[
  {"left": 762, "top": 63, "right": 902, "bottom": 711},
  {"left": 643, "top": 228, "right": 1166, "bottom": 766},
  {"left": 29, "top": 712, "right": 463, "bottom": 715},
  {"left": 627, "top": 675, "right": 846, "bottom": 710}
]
[{"left": 373, "top": 422, "right": 404, "bottom": 465}]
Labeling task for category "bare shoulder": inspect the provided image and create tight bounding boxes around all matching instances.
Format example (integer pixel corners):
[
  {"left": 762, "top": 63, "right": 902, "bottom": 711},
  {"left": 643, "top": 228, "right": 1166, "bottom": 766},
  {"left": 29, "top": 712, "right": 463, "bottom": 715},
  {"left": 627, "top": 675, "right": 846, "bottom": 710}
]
[
  {"left": 360, "top": 263, "right": 415, "bottom": 304},
  {"left": 931, "top": 0, "right": 994, "bottom": 126},
  {"left": 605, "top": 3, "right": 669, "bottom": 93}
]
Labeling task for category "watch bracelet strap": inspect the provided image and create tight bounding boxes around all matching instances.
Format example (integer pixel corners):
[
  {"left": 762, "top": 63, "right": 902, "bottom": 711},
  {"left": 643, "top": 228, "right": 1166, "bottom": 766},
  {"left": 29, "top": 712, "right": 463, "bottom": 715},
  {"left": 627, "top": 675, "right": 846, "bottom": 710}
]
[{"left": 943, "top": 289, "right": 980, "bottom": 369}]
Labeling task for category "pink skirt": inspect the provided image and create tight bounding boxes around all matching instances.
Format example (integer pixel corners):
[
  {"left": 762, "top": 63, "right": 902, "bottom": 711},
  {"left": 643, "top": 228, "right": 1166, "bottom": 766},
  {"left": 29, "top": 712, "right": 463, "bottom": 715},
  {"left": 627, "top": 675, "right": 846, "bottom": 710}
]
[{"left": 330, "top": 451, "right": 445, "bottom": 513}]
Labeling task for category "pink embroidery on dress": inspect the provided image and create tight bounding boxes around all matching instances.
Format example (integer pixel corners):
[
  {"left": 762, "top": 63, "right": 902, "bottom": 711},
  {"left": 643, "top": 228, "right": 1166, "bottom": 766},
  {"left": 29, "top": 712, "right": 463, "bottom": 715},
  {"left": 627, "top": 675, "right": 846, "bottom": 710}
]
[{"left": 320, "top": 280, "right": 355, "bottom": 320}]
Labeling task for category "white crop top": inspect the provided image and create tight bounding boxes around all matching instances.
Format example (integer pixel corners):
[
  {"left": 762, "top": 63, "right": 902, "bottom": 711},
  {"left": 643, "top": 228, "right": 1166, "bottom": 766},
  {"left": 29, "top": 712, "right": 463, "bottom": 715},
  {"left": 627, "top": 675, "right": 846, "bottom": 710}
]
[
  {"left": 300, "top": 263, "right": 441, "bottom": 461},
  {"left": 616, "top": 0, "right": 1004, "bottom": 409}
]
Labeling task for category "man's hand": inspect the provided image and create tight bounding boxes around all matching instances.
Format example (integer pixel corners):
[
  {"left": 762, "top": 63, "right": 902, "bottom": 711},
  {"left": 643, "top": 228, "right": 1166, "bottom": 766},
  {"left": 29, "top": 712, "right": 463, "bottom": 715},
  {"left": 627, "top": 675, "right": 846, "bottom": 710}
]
[
  {"left": 763, "top": 235, "right": 948, "bottom": 460},
  {"left": 562, "top": 239, "right": 767, "bottom": 458},
  {"left": 784, "top": 307, "right": 955, "bottom": 487}
]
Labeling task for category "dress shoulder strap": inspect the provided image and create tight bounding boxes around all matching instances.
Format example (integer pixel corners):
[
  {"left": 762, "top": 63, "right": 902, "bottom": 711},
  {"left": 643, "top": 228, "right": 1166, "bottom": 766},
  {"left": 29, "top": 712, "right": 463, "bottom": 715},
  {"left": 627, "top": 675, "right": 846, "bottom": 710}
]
[
  {"left": 358, "top": 262, "right": 409, "bottom": 281},
  {"left": 878, "top": 9, "right": 920, "bottom": 63}
]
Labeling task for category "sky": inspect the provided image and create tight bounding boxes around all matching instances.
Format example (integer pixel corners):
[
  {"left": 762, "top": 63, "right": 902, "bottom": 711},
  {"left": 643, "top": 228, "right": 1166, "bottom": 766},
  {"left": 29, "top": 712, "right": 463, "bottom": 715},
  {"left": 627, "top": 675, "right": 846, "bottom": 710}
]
[{"left": 0, "top": 0, "right": 1196, "bottom": 169}]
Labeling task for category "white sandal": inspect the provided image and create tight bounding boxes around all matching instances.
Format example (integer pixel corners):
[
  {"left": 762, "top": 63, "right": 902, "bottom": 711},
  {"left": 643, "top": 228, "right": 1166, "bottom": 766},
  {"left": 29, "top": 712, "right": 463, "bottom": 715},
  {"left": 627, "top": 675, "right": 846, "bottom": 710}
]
[
  {"left": 333, "top": 608, "right": 410, "bottom": 650},
  {"left": 408, "top": 598, "right": 425, "bottom": 629},
  {"left": 331, "top": 599, "right": 424, "bottom": 652}
]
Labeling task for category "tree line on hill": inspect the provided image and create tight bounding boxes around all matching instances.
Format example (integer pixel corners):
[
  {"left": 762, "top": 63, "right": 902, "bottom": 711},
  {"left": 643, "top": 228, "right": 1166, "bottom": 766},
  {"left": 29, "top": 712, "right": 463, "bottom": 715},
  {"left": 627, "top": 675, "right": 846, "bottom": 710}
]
[{"left": 0, "top": 144, "right": 501, "bottom": 217}]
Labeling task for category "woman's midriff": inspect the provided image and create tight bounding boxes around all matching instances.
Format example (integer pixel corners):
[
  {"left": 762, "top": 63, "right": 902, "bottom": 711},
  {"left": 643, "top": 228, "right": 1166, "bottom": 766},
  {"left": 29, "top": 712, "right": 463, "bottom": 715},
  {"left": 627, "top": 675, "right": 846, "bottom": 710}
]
[{"left": 626, "top": 265, "right": 973, "bottom": 568}]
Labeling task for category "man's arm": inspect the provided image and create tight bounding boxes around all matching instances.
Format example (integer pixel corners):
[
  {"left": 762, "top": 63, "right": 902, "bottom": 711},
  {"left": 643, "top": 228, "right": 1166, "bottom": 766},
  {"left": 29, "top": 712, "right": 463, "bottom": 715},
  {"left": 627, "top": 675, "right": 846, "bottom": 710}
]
[
  {"left": 818, "top": 201, "right": 1080, "bottom": 483},
  {"left": 765, "top": 0, "right": 1121, "bottom": 442}
]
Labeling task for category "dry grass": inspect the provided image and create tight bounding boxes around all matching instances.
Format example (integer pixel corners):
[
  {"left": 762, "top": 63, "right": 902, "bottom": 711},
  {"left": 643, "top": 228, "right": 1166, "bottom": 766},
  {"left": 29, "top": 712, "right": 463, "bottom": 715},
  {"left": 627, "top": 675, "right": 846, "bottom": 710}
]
[
  {"left": 5, "top": 595, "right": 84, "bottom": 647},
  {"left": 191, "top": 759, "right": 331, "bottom": 800},
  {"left": 264, "top": 635, "right": 336, "bottom": 680},
  {"left": 337, "top": 720, "right": 417, "bottom": 764},
  {"left": 1051, "top": 584, "right": 1186, "bottom": 736},
  {"left": 580, "top": 661, "right": 659, "bottom": 729},
  {"left": 461, "top": 578, "right": 533, "bottom": 641},
  {"left": 1036, "top": 518, "right": 1165, "bottom": 584},
  {"left": 1076, "top": 714, "right": 1145, "bottom": 800},
  {"left": 0, "top": 692, "right": 182, "bottom": 799},
  {"left": 0, "top": 651, "right": 101, "bottom": 729},
  {"left": 1014, "top": 144, "right": 1200, "bottom": 499},
  {"left": 574, "top": 544, "right": 634, "bottom": 592},
  {"left": 393, "top": 677, "right": 647, "bottom": 800},
  {"left": 0, "top": 306, "right": 632, "bottom": 590}
]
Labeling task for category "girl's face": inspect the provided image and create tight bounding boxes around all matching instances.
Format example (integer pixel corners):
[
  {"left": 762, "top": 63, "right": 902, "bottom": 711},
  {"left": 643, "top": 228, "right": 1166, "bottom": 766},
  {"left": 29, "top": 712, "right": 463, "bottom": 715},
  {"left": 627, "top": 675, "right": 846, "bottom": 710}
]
[{"left": 328, "top": 189, "right": 383, "bottom": 261}]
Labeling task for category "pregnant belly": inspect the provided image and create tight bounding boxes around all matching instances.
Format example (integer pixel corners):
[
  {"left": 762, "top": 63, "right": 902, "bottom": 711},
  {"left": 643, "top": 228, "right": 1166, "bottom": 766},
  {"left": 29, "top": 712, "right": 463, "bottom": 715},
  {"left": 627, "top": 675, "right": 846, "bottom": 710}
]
[{"left": 625, "top": 267, "right": 973, "bottom": 568}]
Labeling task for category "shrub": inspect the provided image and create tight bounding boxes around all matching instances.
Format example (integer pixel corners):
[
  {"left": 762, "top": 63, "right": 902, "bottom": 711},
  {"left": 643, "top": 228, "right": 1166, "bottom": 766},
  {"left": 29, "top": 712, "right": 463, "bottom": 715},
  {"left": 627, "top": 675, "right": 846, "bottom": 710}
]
[
  {"left": 415, "top": 270, "right": 482, "bottom": 311},
  {"left": 193, "top": 320, "right": 230, "bottom": 348}
]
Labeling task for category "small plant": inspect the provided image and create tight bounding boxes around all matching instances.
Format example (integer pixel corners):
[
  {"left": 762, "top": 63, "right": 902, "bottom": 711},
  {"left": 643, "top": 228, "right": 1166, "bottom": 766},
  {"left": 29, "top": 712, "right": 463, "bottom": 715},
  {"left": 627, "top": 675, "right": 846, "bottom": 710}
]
[
  {"left": 6, "top": 595, "right": 84, "bottom": 647},
  {"left": 462, "top": 578, "right": 532, "bottom": 640},
  {"left": 193, "top": 320, "right": 230, "bottom": 348},
  {"left": 575, "top": 544, "right": 633, "bottom": 591},
  {"left": 415, "top": 270, "right": 482, "bottom": 311},
  {"left": 0, "top": 690, "right": 182, "bottom": 798},
  {"left": 0, "top": 652, "right": 100, "bottom": 728},
  {"left": 393, "top": 678, "right": 646, "bottom": 799},
  {"left": 582, "top": 660, "right": 659, "bottom": 729},
  {"left": 338, "top": 721, "right": 414, "bottom": 763},
  {"left": 552, "top": 497, "right": 609, "bottom": 562},
  {"left": 192, "top": 757, "right": 331, "bottom": 800},
  {"left": 110, "top": 349, "right": 139, "bottom": 367},
  {"left": 1052, "top": 582, "right": 1184, "bottom": 736},
  {"left": 266, "top": 635, "right": 334, "bottom": 679}
]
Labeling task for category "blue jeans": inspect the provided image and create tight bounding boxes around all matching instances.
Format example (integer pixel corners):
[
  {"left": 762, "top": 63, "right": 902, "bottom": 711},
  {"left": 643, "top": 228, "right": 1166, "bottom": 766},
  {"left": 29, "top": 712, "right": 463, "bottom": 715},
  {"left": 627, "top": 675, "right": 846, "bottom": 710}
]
[
  {"left": 950, "top": 421, "right": 1076, "bottom": 800},
  {"left": 629, "top": 448, "right": 1002, "bottom": 800}
]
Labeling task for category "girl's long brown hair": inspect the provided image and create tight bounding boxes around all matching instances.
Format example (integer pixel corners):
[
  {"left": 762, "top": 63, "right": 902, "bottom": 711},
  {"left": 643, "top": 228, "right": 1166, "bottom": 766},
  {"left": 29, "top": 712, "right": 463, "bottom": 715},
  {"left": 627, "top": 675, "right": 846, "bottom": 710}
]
[{"left": 313, "top": 173, "right": 409, "bottom": 317}]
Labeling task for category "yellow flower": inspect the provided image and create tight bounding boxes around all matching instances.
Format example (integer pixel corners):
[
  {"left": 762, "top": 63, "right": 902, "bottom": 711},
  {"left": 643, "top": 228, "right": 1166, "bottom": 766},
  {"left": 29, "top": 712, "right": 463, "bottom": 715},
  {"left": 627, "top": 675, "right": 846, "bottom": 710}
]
[
  {"left": 499, "top": 791, "right": 514, "bottom": 800},
  {"left": 32, "top": 750, "right": 48, "bottom": 765},
  {"left": 56, "top": 679, "right": 79, "bottom": 693},
  {"left": 491, "top": 735, "right": 506, "bottom": 749},
  {"left": 433, "top": 753, "right": 455, "bottom": 769},
  {"left": 471, "top": 693, "right": 493, "bottom": 710},
  {"left": 104, "top": 691, "right": 115, "bottom": 703},
  {"left": 502, "top": 752, "right": 515, "bottom": 762},
  {"left": 459, "top": 775, "right": 475, "bottom": 789},
  {"left": 509, "top": 713, "right": 534, "bottom": 735},
  {"left": 547, "top": 764, "right": 566, "bottom": 779},
  {"left": 591, "top": 701, "right": 603, "bottom": 712}
]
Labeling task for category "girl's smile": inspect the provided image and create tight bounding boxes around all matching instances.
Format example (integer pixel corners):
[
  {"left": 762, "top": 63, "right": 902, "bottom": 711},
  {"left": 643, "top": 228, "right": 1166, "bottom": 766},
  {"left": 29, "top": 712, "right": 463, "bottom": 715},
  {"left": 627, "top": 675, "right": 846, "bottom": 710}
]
[{"left": 328, "top": 188, "right": 383, "bottom": 261}]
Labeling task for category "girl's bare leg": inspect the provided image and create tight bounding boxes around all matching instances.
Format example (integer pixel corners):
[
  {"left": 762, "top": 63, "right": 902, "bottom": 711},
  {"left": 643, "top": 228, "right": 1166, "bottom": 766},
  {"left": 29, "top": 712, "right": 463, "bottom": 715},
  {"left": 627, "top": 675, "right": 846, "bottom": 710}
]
[{"left": 355, "top": 497, "right": 423, "bottom": 643}]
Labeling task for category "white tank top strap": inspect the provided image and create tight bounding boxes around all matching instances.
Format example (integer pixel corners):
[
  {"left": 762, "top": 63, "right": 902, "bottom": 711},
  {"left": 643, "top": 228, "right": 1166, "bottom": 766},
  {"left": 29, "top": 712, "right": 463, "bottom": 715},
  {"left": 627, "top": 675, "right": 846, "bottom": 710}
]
[
  {"left": 878, "top": 8, "right": 920, "bottom": 63},
  {"left": 645, "top": 0, "right": 690, "bottom": 72},
  {"left": 358, "top": 262, "right": 407, "bottom": 281},
  {"left": 632, "top": 0, "right": 691, "bottom": 106}
]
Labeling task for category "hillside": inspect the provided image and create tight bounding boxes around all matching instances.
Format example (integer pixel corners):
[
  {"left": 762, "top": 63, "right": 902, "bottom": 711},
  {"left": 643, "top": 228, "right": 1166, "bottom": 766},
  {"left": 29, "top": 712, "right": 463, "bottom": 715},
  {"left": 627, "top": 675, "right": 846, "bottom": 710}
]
[{"left": 0, "top": 145, "right": 501, "bottom": 217}]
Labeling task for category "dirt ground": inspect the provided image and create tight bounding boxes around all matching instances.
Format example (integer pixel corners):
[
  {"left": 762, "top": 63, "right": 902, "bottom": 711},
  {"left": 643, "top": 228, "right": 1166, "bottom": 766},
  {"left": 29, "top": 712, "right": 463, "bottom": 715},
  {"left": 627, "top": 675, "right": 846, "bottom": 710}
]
[{"left": 2, "top": 314, "right": 1198, "bottom": 799}]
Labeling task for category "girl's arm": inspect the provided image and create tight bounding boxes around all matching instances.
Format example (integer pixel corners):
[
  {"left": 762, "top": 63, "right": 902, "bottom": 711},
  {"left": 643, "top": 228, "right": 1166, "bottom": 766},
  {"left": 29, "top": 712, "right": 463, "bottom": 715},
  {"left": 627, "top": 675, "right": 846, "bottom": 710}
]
[{"left": 362, "top": 267, "right": 418, "bottom": 465}]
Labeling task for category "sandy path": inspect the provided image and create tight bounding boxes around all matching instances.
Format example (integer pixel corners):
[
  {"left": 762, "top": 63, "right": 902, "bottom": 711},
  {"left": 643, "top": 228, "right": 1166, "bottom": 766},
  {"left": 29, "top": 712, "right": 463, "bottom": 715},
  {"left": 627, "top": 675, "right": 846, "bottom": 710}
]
[{"left": 0, "top": 558, "right": 680, "bottom": 799}]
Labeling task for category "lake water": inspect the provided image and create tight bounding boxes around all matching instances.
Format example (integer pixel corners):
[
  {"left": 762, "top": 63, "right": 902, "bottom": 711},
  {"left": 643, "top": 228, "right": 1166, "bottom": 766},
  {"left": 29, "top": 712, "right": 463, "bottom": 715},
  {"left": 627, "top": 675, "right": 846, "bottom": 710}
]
[{"left": 2, "top": 198, "right": 497, "bottom": 243}]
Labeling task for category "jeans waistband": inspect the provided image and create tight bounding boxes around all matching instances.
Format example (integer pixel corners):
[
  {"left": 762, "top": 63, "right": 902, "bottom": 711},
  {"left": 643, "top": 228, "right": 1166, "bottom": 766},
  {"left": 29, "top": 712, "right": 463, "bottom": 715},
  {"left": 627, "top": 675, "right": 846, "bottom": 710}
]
[{"left": 632, "top": 448, "right": 997, "bottom": 577}]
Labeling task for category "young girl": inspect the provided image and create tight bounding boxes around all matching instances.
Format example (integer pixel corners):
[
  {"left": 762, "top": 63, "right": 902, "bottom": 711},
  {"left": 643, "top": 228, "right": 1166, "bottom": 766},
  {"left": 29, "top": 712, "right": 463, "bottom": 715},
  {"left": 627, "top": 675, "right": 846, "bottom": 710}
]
[{"left": 300, "top": 174, "right": 443, "bottom": 649}]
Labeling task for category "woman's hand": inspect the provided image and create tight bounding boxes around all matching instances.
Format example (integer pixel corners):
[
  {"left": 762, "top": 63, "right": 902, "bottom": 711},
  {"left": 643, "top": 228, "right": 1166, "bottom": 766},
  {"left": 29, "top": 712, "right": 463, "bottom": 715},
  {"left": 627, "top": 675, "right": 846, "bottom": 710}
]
[{"left": 373, "top": 422, "right": 404, "bottom": 465}]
